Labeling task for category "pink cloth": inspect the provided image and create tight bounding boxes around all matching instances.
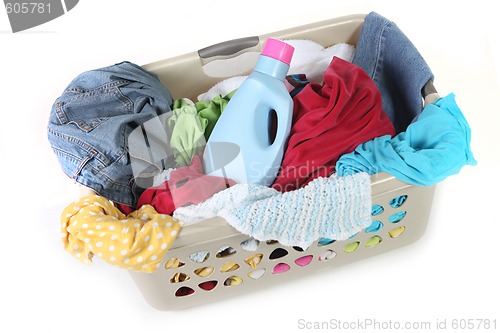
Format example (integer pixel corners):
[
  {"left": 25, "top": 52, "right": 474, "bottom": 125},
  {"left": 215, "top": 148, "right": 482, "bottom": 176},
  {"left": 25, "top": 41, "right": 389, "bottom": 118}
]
[
  {"left": 137, "top": 154, "right": 236, "bottom": 215},
  {"left": 272, "top": 57, "right": 396, "bottom": 192}
]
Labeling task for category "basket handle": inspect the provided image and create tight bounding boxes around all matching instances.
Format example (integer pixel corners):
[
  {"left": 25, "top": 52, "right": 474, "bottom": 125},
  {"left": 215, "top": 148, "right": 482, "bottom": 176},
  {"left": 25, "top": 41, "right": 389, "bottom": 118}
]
[
  {"left": 197, "top": 36, "right": 262, "bottom": 78},
  {"left": 198, "top": 36, "right": 260, "bottom": 62},
  {"left": 422, "top": 79, "right": 440, "bottom": 105}
]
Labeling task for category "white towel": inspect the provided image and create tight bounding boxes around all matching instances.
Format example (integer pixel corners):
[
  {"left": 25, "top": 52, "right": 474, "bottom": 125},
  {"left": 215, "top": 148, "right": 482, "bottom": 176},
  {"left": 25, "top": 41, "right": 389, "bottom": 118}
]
[{"left": 287, "top": 41, "right": 355, "bottom": 84}]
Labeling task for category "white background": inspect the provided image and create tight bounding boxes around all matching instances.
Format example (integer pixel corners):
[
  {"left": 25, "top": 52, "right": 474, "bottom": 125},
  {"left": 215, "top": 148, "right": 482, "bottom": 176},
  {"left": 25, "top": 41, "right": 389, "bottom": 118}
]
[{"left": 1, "top": 1, "right": 499, "bottom": 332}]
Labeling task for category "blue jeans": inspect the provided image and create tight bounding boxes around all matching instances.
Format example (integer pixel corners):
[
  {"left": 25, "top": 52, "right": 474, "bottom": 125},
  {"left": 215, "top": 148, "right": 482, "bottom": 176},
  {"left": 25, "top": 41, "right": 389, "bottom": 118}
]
[
  {"left": 47, "top": 61, "right": 173, "bottom": 207},
  {"left": 352, "top": 12, "right": 434, "bottom": 133}
]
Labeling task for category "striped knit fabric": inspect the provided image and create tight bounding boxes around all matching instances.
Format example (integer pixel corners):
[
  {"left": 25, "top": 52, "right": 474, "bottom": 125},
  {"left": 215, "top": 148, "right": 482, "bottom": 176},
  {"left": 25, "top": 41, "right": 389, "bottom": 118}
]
[{"left": 173, "top": 172, "right": 372, "bottom": 248}]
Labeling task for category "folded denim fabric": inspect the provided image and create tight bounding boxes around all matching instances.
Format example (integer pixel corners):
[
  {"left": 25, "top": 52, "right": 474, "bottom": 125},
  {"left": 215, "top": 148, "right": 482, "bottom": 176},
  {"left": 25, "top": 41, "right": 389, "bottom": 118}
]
[
  {"left": 47, "top": 61, "right": 173, "bottom": 207},
  {"left": 352, "top": 12, "right": 434, "bottom": 133}
]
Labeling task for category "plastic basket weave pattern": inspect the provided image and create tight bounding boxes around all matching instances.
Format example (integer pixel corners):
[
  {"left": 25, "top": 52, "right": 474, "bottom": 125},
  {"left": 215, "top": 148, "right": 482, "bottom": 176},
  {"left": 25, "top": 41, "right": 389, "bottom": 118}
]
[{"left": 129, "top": 173, "right": 435, "bottom": 310}]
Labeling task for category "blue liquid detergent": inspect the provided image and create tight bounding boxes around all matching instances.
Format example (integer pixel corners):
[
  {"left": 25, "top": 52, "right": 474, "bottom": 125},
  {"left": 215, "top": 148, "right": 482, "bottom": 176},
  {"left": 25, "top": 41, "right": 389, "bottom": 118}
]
[{"left": 202, "top": 38, "right": 295, "bottom": 186}]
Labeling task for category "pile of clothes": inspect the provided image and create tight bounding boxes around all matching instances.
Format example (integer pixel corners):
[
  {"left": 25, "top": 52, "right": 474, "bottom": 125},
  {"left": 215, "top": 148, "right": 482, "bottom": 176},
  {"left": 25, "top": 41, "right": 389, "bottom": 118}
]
[{"left": 49, "top": 12, "right": 476, "bottom": 273}]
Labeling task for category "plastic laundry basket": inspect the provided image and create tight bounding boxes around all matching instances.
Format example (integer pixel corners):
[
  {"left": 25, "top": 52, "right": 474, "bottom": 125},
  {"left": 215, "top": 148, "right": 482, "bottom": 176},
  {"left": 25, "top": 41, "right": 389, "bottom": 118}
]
[{"left": 128, "top": 14, "right": 437, "bottom": 310}]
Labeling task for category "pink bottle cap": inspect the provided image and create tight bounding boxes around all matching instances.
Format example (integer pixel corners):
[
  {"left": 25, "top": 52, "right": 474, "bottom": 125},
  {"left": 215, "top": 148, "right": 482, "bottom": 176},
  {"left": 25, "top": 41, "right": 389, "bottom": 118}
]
[{"left": 261, "top": 38, "right": 294, "bottom": 65}]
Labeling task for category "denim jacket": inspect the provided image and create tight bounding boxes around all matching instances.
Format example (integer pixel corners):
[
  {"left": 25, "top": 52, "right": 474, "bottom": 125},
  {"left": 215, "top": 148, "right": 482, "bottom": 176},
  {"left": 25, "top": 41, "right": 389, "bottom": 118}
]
[{"left": 47, "top": 61, "right": 173, "bottom": 207}]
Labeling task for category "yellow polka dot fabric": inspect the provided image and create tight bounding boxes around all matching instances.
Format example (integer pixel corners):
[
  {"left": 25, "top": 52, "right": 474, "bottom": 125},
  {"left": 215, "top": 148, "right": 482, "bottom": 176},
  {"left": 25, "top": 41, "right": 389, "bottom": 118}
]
[{"left": 60, "top": 195, "right": 181, "bottom": 273}]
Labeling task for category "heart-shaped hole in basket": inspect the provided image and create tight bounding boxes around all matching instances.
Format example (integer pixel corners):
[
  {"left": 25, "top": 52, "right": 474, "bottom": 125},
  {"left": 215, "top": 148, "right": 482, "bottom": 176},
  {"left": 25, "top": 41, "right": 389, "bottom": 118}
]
[
  {"left": 198, "top": 280, "right": 218, "bottom": 291},
  {"left": 169, "top": 272, "right": 190, "bottom": 283},
  {"left": 223, "top": 276, "right": 243, "bottom": 286},
  {"left": 294, "top": 255, "right": 313, "bottom": 267},
  {"left": 388, "top": 226, "right": 406, "bottom": 238},
  {"left": 194, "top": 266, "right": 214, "bottom": 278},
  {"left": 244, "top": 254, "right": 263, "bottom": 268},
  {"left": 272, "top": 263, "right": 290, "bottom": 274},
  {"left": 247, "top": 268, "right": 266, "bottom": 280},
  {"left": 318, "top": 250, "right": 337, "bottom": 262},
  {"left": 164, "top": 257, "right": 185, "bottom": 269},
  {"left": 175, "top": 286, "right": 195, "bottom": 297},
  {"left": 269, "top": 248, "right": 288, "bottom": 260},
  {"left": 220, "top": 262, "right": 240, "bottom": 273},
  {"left": 216, "top": 246, "right": 236, "bottom": 258}
]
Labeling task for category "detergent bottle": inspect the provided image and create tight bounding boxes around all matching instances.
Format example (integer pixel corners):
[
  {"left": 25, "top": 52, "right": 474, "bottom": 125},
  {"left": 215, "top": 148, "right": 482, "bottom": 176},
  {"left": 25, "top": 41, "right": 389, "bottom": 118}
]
[{"left": 202, "top": 38, "right": 295, "bottom": 186}]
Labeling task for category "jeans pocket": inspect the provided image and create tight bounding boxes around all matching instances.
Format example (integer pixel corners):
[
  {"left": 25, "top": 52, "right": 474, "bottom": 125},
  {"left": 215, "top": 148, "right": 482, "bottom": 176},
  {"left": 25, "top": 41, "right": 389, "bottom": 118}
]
[{"left": 54, "top": 80, "right": 133, "bottom": 132}]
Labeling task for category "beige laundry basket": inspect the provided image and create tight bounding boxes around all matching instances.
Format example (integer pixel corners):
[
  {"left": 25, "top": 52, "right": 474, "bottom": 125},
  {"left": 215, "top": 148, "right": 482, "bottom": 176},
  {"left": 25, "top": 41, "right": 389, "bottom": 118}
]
[{"left": 128, "top": 14, "right": 437, "bottom": 310}]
